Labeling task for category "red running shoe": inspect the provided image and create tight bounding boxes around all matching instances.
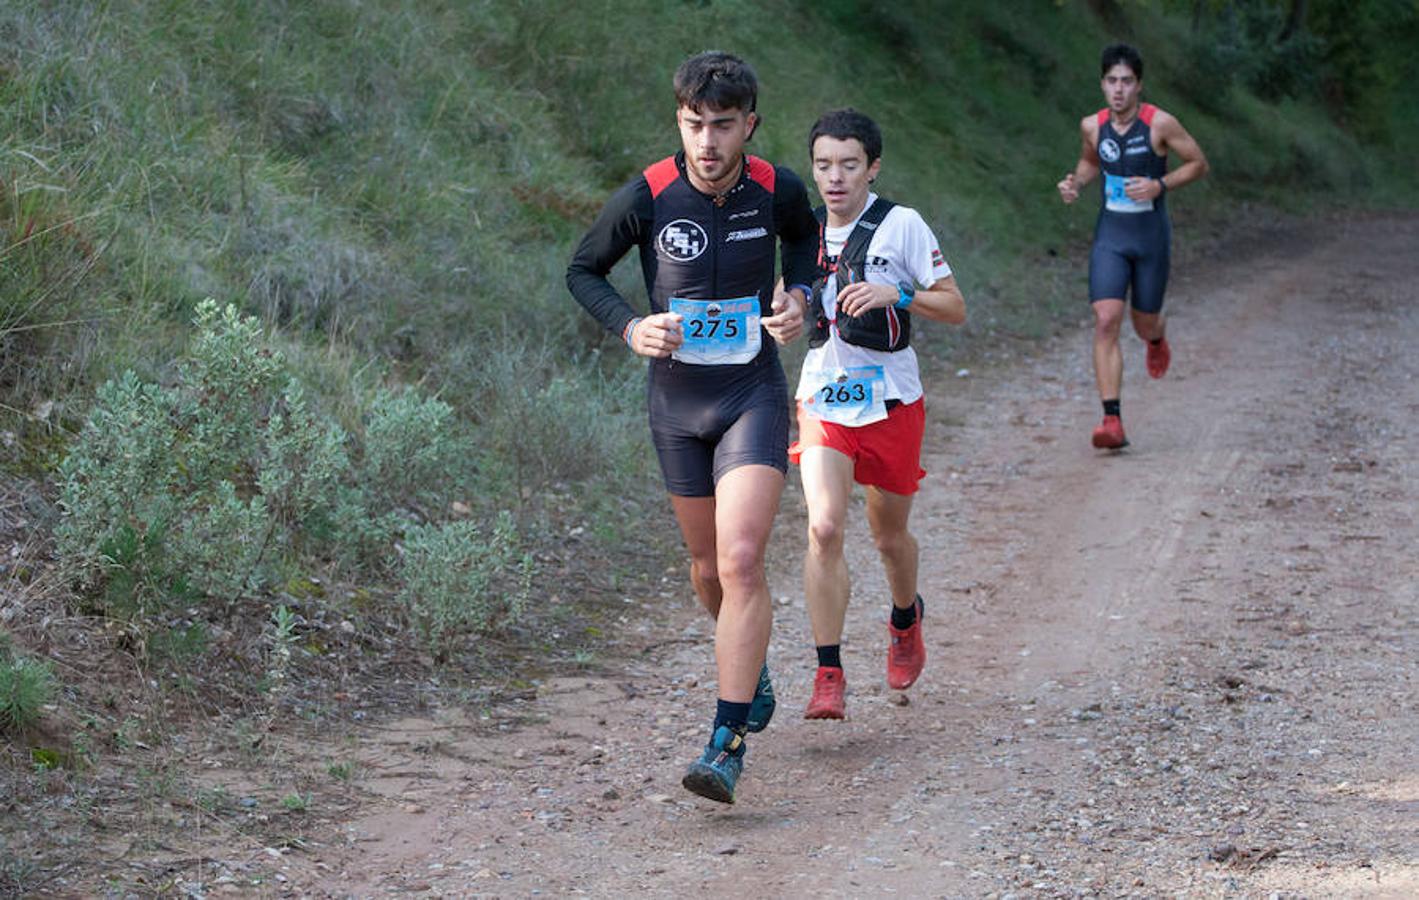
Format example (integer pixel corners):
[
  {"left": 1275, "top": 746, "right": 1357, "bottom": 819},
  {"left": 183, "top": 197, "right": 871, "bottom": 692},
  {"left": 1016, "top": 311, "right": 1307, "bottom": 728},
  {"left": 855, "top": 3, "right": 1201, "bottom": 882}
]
[
  {"left": 886, "top": 599, "right": 926, "bottom": 690},
  {"left": 1146, "top": 337, "right": 1171, "bottom": 379},
  {"left": 804, "top": 666, "right": 846, "bottom": 719},
  {"left": 1091, "top": 415, "right": 1129, "bottom": 449}
]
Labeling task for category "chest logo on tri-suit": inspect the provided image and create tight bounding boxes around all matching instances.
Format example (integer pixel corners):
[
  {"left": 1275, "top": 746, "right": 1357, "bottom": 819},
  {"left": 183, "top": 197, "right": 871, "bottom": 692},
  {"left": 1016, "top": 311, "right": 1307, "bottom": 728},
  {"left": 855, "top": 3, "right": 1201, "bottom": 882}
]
[
  {"left": 657, "top": 219, "right": 708, "bottom": 262},
  {"left": 1098, "top": 138, "right": 1121, "bottom": 163}
]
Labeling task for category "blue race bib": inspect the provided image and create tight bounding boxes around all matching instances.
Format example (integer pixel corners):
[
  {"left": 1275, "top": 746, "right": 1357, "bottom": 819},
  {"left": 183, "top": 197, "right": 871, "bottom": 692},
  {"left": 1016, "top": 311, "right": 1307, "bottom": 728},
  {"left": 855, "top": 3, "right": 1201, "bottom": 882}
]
[
  {"left": 803, "top": 365, "right": 888, "bottom": 426},
  {"left": 1104, "top": 173, "right": 1154, "bottom": 214},
  {"left": 669, "top": 296, "right": 761, "bottom": 365}
]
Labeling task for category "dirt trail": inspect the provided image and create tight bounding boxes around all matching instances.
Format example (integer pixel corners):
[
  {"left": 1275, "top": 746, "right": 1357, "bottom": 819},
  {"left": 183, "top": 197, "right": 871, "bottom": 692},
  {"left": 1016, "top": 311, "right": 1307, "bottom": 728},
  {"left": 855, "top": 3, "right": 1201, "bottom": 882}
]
[{"left": 303, "top": 214, "right": 1418, "bottom": 897}]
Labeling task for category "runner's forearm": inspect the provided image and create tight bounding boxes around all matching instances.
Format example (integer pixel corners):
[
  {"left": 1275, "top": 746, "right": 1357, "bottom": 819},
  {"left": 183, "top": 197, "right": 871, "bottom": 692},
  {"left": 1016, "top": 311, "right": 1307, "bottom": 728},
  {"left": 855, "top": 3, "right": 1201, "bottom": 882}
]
[
  {"left": 566, "top": 179, "right": 651, "bottom": 337},
  {"left": 774, "top": 167, "right": 820, "bottom": 288},
  {"left": 1072, "top": 158, "right": 1100, "bottom": 187},
  {"left": 1160, "top": 156, "right": 1208, "bottom": 192},
  {"left": 908, "top": 280, "right": 966, "bottom": 325}
]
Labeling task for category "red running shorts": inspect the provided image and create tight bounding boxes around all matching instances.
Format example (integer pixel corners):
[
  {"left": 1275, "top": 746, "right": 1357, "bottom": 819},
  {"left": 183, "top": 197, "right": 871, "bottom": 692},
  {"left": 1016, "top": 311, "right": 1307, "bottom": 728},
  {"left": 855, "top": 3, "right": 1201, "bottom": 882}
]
[{"left": 789, "top": 398, "right": 926, "bottom": 495}]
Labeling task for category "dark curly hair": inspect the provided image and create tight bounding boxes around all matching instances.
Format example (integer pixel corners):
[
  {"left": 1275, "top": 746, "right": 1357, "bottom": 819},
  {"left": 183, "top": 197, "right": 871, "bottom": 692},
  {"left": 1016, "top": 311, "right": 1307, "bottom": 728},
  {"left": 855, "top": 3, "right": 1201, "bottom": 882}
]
[
  {"left": 808, "top": 108, "right": 882, "bottom": 164},
  {"left": 673, "top": 51, "right": 758, "bottom": 113},
  {"left": 1101, "top": 43, "right": 1143, "bottom": 80}
]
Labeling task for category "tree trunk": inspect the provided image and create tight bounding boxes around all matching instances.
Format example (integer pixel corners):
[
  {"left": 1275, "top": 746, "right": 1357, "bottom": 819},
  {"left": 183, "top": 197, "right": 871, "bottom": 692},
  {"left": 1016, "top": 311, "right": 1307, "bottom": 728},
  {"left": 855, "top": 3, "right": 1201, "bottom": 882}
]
[{"left": 1279, "top": 0, "right": 1308, "bottom": 42}]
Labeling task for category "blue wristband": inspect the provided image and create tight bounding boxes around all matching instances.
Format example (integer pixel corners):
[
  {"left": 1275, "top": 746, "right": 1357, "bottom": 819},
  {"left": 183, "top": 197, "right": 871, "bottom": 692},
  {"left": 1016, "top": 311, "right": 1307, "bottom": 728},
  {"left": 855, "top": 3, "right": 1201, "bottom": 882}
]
[
  {"left": 622, "top": 317, "right": 643, "bottom": 348},
  {"left": 895, "top": 281, "right": 916, "bottom": 310}
]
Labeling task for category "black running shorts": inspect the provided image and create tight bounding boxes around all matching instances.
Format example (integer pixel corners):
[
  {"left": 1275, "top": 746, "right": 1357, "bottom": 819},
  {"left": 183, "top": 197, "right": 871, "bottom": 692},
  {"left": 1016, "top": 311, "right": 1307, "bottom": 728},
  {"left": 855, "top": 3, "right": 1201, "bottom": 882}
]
[
  {"left": 647, "top": 356, "right": 789, "bottom": 497},
  {"left": 1089, "top": 212, "right": 1173, "bottom": 314}
]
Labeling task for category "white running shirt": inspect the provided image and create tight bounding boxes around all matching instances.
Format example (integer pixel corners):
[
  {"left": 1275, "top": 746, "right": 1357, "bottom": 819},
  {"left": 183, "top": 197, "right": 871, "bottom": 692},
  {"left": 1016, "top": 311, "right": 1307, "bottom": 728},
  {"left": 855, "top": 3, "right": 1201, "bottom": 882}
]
[{"left": 795, "top": 194, "right": 953, "bottom": 406}]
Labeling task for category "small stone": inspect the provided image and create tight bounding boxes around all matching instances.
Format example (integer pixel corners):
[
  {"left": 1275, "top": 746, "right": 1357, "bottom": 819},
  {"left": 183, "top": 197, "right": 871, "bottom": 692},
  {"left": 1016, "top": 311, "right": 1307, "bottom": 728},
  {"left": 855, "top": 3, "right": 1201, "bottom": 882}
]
[{"left": 888, "top": 693, "right": 910, "bottom": 707}]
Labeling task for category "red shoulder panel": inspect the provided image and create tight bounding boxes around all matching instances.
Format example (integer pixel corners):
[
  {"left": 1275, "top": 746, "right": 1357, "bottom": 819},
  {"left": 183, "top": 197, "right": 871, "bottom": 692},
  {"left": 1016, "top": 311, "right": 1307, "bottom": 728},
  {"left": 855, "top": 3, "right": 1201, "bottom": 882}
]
[
  {"left": 1139, "top": 103, "right": 1159, "bottom": 125},
  {"left": 643, "top": 156, "right": 680, "bottom": 198},
  {"left": 1096, "top": 108, "right": 1110, "bottom": 127},
  {"left": 746, "top": 155, "right": 776, "bottom": 193}
]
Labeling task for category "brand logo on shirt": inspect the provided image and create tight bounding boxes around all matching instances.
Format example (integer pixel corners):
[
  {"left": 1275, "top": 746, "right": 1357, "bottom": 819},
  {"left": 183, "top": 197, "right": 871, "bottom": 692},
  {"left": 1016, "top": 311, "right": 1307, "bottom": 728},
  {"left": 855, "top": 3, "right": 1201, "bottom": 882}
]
[
  {"left": 657, "top": 219, "right": 708, "bottom": 262},
  {"left": 728, "top": 209, "right": 759, "bottom": 220},
  {"left": 725, "top": 226, "right": 768, "bottom": 243},
  {"left": 1099, "top": 138, "right": 1121, "bottom": 163}
]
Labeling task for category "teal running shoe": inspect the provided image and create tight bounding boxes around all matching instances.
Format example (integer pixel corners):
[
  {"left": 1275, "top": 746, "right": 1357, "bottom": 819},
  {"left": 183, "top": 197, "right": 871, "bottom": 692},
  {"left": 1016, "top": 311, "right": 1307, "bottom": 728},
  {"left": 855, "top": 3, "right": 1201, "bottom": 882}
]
[
  {"left": 681, "top": 726, "right": 746, "bottom": 804},
  {"left": 746, "top": 663, "right": 776, "bottom": 733}
]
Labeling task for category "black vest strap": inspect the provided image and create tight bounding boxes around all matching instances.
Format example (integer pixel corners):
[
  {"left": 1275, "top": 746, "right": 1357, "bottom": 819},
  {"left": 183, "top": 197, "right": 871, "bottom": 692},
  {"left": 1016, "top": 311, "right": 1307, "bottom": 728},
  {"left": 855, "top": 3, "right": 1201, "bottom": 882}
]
[
  {"left": 815, "top": 197, "right": 896, "bottom": 277},
  {"left": 810, "top": 197, "right": 910, "bottom": 352}
]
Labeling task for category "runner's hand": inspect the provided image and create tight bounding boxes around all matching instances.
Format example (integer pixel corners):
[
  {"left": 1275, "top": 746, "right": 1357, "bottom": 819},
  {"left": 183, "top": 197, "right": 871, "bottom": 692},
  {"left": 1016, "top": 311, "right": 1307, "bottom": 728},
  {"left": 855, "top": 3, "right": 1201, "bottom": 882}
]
[
  {"left": 836, "top": 282, "right": 896, "bottom": 318},
  {"left": 629, "top": 312, "right": 683, "bottom": 358},
  {"left": 1124, "top": 177, "right": 1160, "bottom": 201},
  {"left": 763, "top": 285, "right": 805, "bottom": 344},
  {"left": 1058, "top": 173, "right": 1079, "bottom": 204}
]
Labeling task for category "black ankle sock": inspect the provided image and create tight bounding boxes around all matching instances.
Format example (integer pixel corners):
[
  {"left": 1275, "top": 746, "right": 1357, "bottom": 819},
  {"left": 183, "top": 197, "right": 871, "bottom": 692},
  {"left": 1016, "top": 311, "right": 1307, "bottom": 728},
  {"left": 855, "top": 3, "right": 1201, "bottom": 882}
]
[
  {"left": 890, "top": 595, "right": 922, "bottom": 630},
  {"left": 713, "top": 699, "right": 752, "bottom": 734},
  {"left": 1102, "top": 398, "right": 1121, "bottom": 417},
  {"left": 816, "top": 645, "right": 842, "bottom": 670}
]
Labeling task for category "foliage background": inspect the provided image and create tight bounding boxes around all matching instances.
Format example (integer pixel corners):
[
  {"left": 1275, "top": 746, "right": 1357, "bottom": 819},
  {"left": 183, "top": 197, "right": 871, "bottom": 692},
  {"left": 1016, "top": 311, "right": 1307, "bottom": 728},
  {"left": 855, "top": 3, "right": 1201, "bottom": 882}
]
[
  {"left": 0, "top": 0, "right": 1415, "bottom": 678},
  {"left": 1, "top": 1, "right": 1415, "bottom": 887}
]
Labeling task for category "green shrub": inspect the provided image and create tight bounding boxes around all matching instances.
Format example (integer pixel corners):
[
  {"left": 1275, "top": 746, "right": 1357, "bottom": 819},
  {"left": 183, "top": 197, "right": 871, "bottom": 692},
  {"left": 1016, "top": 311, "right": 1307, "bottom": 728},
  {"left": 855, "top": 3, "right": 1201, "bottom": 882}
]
[
  {"left": 56, "top": 300, "right": 371, "bottom": 609},
  {"left": 259, "top": 378, "right": 351, "bottom": 534},
  {"left": 56, "top": 298, "right": 512, "bottom": 637},
  {"left": 398, "top": 513, "right": 533, "bottom": 653},
  {"left": 0, "top": 642, "right": 56, "bottom": 732},
  {"left": 360, "top": 389, "right": 459, "bottom": 508}
]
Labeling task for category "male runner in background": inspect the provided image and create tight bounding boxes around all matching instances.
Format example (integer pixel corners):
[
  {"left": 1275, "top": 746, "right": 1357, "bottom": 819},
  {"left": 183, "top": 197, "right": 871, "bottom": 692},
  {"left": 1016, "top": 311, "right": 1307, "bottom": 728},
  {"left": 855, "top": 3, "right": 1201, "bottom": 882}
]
[
  {"left": 566, "top": 51, "right": 817, "bottom": 803},
  {"left": 1058, "top": 43, "right": 1208, "bottom": 449},
  {"left": 791, "top": 109, "right": 966, "bottom": 719}
]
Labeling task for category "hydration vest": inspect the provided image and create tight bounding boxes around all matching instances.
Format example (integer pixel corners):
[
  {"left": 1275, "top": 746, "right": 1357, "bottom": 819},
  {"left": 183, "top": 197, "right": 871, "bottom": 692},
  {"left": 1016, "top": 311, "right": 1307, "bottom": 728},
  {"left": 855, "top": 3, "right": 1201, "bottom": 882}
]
[{"left": 809, "top": 197, "right": 910, "bottom": 352}]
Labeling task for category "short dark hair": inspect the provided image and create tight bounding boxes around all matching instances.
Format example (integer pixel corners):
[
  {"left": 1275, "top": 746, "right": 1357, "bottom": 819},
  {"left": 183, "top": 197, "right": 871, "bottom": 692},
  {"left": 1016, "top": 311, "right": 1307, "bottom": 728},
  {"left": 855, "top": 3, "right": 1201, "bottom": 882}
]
[
  {"left": 673, "top": 51, "right": 758, "bottom": 113},
  {"left": 808, "top": 108, "right": 883, "bottom": 164},
  {"left": 1101, "top": 43, "right": 1143, "bottom": 80}
]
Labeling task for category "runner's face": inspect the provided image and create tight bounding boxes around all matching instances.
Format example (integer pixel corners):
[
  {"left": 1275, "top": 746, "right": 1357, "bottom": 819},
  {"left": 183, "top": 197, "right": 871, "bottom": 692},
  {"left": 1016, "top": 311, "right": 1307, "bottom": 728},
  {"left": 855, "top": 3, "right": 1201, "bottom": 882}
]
[
  {"left": 1100, "top": 63, "right": 1142, "bottom": 116},
  {"left": 811, "top": 136, "right": 881, "bottom": 225},
  {"left": 677, "top": 105, "right": 756, "bottom": 189}
]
